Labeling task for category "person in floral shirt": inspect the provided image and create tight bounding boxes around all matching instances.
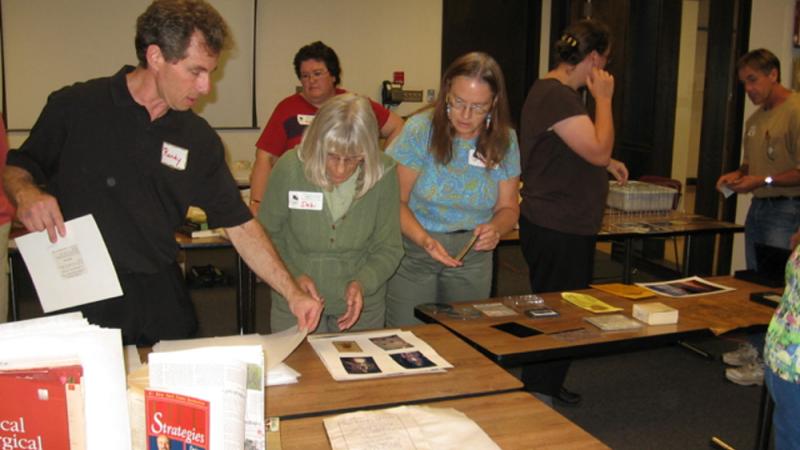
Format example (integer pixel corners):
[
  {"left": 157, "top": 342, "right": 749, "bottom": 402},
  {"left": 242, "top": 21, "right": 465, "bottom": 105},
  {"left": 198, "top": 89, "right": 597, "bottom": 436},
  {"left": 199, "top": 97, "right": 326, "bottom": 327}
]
[{"left": 764, "top": 231, "right": 800, "bottom": 449}]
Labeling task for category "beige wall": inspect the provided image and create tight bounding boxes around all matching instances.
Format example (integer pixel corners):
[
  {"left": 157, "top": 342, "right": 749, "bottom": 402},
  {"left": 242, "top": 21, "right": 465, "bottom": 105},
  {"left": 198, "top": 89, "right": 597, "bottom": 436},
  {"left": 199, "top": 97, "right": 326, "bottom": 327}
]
[
  {"left": 7, "top": 0, "right": 444, "bottom": 164},
  {"left": 216, "top": 0, "right": 442, "bottom": 163}
]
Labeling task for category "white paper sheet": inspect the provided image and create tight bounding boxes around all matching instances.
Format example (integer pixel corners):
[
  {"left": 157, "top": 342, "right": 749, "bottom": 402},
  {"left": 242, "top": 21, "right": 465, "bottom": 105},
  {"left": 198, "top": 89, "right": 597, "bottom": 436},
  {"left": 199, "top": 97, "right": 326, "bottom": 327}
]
[
  {"left": 153, "top": 326, "right": 307, "bottom": 372},
  {"left": 15, "top": 214, "right": 122, "bottom": 312},
  {"left": 0, "top": 315, "right": 132, "bottom": 449},
  {"left": 307, "top": 329, "right": 453, "bottom": 381},
  {"left": 324, "top": 405, "right": 500, "bottom": 450}
]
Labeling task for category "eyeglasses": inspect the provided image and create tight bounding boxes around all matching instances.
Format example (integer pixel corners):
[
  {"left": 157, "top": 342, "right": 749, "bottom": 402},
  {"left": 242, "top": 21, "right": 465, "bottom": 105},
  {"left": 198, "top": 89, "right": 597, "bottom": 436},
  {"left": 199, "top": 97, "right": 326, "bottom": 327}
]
[
  {"left": 446, "top": 95, "right": 492, "bottom": 115},
  {"left": 327, "top": 153, "right": 364, "bottom": 167},
  {"left": 300, "top": 69, "right": 329, "bottom": 81}
]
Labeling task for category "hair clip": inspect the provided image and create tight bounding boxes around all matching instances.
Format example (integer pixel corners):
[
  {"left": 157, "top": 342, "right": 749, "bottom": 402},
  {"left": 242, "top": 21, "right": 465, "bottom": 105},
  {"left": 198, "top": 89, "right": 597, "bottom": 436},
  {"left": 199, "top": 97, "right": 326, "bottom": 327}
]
[{"left": 561, "top": 34, "right": 578, "bottom": 48}]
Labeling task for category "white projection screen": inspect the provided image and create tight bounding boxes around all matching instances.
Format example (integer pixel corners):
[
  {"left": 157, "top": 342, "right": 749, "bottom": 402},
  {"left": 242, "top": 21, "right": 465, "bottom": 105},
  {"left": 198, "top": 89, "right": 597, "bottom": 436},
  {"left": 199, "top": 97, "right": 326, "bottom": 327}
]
[{"left": 1, "top": 0, "right": 256, "bottom": 130}]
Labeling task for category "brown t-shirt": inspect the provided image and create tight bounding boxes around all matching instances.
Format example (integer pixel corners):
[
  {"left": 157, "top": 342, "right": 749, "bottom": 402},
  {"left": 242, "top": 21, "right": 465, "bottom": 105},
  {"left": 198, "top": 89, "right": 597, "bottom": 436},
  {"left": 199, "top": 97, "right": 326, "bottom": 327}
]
[
  {"left": 742, "top": 92, "right": 800, "bottom": 198},
  {"left": 519, "top": 78, "right": 608, "bottom": 235}
]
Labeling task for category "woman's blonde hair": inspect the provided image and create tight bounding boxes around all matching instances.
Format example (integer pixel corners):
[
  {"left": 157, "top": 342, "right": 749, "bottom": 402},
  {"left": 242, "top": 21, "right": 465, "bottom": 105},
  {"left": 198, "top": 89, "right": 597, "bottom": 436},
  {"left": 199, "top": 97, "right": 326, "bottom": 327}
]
[{"left": 297, "top": 93, "right": 384, "bottom": 198}]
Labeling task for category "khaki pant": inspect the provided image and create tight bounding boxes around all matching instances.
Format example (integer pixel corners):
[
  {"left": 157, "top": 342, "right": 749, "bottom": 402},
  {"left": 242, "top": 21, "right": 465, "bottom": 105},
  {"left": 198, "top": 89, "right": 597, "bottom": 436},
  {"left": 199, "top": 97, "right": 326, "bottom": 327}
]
[{"left": 385, "top": 232, "right": 492, "bottom": 327}]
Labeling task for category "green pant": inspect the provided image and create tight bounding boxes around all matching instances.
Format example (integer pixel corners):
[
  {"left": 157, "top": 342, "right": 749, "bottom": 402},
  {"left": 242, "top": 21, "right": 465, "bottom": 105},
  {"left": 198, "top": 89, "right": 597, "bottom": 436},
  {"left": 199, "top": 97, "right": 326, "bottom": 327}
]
[{"left": 385, "top": 232, "right": 492, "bottom": 327}]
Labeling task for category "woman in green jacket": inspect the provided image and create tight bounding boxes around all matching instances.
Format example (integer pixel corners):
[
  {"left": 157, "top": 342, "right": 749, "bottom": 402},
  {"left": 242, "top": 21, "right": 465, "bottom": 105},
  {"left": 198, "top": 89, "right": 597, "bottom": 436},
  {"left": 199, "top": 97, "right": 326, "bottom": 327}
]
[{"left": 259, "top": 93, "right": 403, "bottom": 332}]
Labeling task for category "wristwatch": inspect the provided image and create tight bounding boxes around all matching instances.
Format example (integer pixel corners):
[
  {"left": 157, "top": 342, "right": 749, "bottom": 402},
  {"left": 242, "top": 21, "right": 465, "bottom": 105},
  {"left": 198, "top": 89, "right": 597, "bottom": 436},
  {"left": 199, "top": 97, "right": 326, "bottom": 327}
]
[{"left": 765, "top": 176, "right": 774, "bottom": 187}]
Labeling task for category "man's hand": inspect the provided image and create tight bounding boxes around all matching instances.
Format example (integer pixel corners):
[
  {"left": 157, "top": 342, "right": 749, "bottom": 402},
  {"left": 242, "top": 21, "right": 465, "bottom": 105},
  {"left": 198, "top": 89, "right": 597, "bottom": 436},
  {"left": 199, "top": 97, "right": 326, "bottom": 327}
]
[
  {"left": 286, "top": 289, "right": 323, "bottom": 333},
  {"left": 338, "top": 281, "right": 364, "bottom": 331},
  {"left": 295, "top": 274, "right": 323, "bottom": 302},
  {"left": 716, "top": 170, "right": 742, "bottom": 193},
  {"left": 725, "top": 175, "right": 767, "bottom": 193},
  {"left": 16, "top": 188, "right": 65, "bottom": 243}
]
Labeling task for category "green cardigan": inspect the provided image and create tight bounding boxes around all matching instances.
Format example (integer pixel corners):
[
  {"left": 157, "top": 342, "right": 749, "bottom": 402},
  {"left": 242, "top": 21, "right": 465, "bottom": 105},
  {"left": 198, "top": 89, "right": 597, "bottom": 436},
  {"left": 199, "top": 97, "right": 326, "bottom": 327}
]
[{"left": 259, "top": 149, "right": 403, "bottom": 318}]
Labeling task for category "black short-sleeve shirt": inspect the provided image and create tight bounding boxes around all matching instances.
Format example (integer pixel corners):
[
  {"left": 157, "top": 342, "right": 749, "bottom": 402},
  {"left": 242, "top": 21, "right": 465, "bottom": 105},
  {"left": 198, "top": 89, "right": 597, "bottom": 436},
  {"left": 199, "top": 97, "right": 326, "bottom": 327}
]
[
  {"left": 8, "top": 66, "right": 252, "bottom": 273},
  {"left": 519, "top": 78, "right": 608, "bottom": 236}
]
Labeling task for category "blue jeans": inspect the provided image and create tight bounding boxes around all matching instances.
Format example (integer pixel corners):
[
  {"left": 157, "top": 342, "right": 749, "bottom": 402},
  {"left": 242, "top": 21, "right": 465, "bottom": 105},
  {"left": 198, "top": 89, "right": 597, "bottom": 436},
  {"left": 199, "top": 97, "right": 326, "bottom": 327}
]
[
  {"left": 744, "top": 198, "right": 800, "bottom": 270},
  {"left": 765, "top": 369, "right": 800, "bottom": 450}
]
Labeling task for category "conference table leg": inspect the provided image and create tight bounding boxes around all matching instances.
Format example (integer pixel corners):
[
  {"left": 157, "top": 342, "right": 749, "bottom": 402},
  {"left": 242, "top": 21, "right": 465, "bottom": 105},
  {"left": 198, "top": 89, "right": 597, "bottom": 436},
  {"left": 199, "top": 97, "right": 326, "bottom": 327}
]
[
  {"left": 682, "top": 235, "right": 693, "bottom": 277},
  {"left": 236, "top": 256, "right": 256, "bottom": 334},
  {"left": 622, "top": 238, "right": 633, "bottom": 284},
  {"left": 8, "top": 254, "right": 17, "bottom": 321}
]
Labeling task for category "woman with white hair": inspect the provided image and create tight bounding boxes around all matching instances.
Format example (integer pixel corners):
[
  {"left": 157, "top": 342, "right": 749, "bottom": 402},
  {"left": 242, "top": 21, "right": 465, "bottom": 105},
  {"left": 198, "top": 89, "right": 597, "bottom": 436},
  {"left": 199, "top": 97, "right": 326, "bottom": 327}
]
[{"left": 259, "top": 93, "right": 403, "bottom": 333}]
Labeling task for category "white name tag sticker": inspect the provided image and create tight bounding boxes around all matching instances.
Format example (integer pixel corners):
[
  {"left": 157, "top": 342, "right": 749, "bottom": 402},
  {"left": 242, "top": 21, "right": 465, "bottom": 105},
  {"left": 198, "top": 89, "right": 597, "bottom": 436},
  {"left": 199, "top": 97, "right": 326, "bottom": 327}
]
[
  {"left": 288, "top": 191, "right": 323, "bottom": 210},
  {"left": 468, "top": 148, "right": 488, "bottom": 168},
  {"left": 161, "top": 142, "right": 189, "bottom": 170},
  {"left": 297, "top": 114, "right": 315, "bottom": 126}
]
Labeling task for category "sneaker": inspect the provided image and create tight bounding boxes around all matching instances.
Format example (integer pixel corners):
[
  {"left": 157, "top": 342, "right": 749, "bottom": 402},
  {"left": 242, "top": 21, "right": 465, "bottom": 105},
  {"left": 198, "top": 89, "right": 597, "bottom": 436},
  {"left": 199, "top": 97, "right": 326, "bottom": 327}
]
[
  {"left": 725, "top": 361, "right": 764, "bottom": 386},
  {"left": 722, "top": 343, "right": 759, "bottom": 366},
  {"left": 554, "top": 386, "right": 582, "bottom": 406}
]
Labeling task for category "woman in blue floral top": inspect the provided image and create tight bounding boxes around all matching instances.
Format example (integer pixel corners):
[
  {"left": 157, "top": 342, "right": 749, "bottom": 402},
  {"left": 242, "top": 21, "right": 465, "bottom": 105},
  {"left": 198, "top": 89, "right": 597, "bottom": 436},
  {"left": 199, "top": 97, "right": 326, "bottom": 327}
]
[
  {"left": 764, "top": 232, "right": 800, "bottom": 449},
  {"left": 385, "top": 52, "right": 520, "bottom": 326}
]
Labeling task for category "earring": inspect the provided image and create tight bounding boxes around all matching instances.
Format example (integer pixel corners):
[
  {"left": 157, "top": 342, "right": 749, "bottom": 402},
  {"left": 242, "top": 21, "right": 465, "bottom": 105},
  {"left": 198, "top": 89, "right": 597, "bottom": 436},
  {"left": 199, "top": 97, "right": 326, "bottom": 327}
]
[
  {"left": 446, "top": 105, "right": 452, "bottom": 115},
  {"left": 485, "top": 113, "right": 492, "bottom": 129}
]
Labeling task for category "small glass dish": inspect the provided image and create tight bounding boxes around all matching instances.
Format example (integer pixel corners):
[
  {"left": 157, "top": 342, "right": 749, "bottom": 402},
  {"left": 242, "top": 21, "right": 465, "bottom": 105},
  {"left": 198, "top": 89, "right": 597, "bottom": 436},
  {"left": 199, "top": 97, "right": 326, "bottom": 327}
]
[{"left": 502, "top": 295, "right": 544, "bottom": 309}]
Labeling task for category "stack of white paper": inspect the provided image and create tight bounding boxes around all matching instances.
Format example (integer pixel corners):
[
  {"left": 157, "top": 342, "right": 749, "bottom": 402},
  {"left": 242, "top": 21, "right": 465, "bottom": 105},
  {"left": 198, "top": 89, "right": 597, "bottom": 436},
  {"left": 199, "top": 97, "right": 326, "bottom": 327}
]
[
  {"left": 0, "top": 312, "right": 131, "bottom": 449},
  {"left": 308, "top": 329, "right": 453, "bottom": 381}
]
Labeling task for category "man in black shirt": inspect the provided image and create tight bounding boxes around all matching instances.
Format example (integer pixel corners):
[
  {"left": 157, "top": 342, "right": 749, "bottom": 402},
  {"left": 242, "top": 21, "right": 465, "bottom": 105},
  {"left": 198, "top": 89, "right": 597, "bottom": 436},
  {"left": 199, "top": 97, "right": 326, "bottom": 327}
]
[{"left": 3, "top": 0, "right": 322, "bottom": 345}]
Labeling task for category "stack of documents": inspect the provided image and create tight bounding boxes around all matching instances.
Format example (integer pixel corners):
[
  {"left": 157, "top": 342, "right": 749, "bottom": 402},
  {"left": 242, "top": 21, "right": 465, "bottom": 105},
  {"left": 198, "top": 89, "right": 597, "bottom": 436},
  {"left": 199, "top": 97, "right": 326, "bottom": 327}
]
[
  {"left": 308, "top": 329, "right": 453, "bottom": 381},
  {"left": 0, "top": 313, "right": 131, "bottom": 449}
]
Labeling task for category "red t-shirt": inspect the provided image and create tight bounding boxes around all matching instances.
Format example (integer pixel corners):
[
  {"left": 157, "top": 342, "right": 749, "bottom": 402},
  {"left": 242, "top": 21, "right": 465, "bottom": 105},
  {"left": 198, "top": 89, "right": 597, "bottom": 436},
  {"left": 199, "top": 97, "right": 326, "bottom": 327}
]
[{"left": 255, "top": 88, "right": 390, "bottom": 158}]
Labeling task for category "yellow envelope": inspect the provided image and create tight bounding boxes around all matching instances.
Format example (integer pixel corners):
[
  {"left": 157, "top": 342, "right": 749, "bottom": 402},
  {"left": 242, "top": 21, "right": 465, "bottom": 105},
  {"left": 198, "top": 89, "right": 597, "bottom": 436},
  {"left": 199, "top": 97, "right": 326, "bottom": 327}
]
[
  {"left": 590, "top": 283, "right": 656, "bottom": 300},
  {"left": 561, "top": 292, "right": 623, "bottom": 313}
]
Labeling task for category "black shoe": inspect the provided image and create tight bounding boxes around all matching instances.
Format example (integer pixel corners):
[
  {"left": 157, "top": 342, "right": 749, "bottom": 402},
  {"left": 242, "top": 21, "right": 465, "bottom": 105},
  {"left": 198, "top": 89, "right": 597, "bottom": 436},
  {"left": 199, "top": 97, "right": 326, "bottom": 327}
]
[{"left": 554, "top": 386, "right": 582, "bottom": 405}]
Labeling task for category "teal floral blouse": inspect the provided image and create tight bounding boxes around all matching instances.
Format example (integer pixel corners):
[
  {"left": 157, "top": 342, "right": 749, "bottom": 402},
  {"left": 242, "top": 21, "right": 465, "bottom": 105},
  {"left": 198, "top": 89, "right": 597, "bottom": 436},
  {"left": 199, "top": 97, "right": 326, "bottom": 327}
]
[
  {"left": 387, "top": 111, "right": 520, "bottom": 233},
  {"left": 765, "top": 245, "right": 800, "bottom": 382}
]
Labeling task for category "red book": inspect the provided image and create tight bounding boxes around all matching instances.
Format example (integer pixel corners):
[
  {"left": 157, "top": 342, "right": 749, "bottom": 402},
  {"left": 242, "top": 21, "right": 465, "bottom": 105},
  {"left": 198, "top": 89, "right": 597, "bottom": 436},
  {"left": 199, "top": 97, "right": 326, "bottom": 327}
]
[
  {"left": 0, "top": 364, "right": 85, "bottom": 450},
  {"left": 145, "top": 390, "right": 209, "bottom": 450}
]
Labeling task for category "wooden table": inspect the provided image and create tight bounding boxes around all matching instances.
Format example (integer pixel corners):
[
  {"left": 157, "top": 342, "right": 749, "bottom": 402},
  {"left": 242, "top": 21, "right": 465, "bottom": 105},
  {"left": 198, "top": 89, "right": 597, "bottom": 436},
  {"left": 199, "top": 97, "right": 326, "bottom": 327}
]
[
  {"left": 174, "top": 233, "right": 255, "bottom": 334},
  {"left": 499, "top": 212, "right": 745, "bottom": 284},
  {"left": 266, "top": 324, "right": 523, "bottom": 419},
  {"left": 279, "top": 391, "right": 609, "bottom": 450},
  {"left": 416, "top": 276, "right": 776, "bottom": 367}
]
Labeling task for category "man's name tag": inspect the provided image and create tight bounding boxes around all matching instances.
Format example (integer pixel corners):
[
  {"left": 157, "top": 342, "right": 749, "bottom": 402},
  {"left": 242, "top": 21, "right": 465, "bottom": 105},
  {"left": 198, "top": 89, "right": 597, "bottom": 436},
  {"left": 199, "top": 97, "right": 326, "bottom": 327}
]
[
  {"left": 468, "top": 148, "right": 491, "bottom": 168},
  {"left": 289, "top": 191, "right": 323, "bottom": 210},
  {"left": 297, "top": 114, "right": 314, "bottom": 126},
  {"left": 161, "top": 142, "right": 189, "bottom": 170}
]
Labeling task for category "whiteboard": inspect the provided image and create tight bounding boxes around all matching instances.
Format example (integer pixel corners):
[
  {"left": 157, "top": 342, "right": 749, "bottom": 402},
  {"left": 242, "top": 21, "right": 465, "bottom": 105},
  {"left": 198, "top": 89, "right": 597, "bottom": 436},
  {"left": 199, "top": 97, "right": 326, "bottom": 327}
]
[{"left": 0, "top": 0, "right": 255, "bottom": 130}]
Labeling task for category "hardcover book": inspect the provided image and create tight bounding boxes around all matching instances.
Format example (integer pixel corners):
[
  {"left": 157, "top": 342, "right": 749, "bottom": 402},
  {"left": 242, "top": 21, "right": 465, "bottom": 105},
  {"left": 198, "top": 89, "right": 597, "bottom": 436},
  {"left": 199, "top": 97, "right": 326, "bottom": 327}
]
[{"left": 0, "top": 364, "right": 85, "bottom": 450}]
